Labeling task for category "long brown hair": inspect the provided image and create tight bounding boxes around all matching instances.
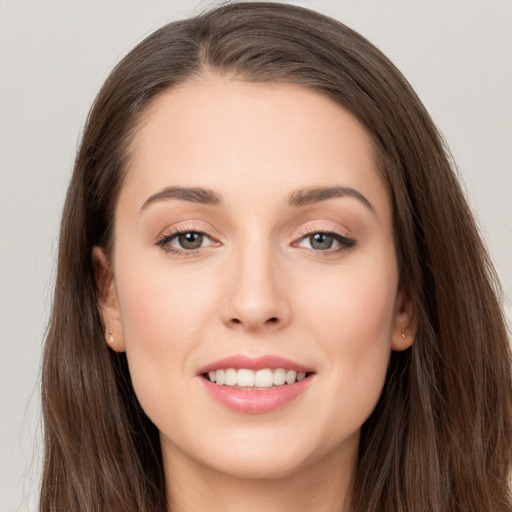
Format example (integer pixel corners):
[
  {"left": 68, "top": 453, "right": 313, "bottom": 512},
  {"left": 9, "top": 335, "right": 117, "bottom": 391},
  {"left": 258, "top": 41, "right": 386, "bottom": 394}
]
[{"left": 40, "top": 2, "right": 512, "bottom": 510}]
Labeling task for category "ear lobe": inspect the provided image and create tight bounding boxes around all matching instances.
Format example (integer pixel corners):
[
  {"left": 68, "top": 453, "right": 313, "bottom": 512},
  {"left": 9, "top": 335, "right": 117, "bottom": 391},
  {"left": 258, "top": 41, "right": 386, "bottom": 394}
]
[
  {"left": 92, "top": 246, "right": 125, "bottom": 352},
  {"left": 391, "top": 287, "right": 417, "bottom": 352}
]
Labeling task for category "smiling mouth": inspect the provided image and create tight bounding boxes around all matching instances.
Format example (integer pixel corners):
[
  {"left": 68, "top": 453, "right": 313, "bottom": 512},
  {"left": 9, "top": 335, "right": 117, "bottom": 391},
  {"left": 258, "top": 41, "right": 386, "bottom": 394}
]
[{"left": 203, "top": 368, "right": 314, "bottom": 389}]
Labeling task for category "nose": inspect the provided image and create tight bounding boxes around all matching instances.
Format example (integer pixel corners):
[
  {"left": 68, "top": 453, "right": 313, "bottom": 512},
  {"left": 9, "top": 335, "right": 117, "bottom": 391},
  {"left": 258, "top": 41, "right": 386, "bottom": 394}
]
[{"left": 221, "top": 242, "right": 291, "bottom": 332}]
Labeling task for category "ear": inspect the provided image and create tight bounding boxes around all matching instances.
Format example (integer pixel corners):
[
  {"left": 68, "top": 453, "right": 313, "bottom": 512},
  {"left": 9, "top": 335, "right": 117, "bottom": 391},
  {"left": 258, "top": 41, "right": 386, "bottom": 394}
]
[
  {"left": 92, "top": 246, "right": 125, "bottom": 352},
  {"left": 390, "top": 287, "right": 417, "bottom": 351}
]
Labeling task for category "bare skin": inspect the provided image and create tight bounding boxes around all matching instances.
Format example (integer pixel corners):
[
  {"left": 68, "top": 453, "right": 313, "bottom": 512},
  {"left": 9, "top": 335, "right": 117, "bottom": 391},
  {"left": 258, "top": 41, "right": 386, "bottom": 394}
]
[{"left": 95, "top": 76, "right": 416, "bottom": 512}]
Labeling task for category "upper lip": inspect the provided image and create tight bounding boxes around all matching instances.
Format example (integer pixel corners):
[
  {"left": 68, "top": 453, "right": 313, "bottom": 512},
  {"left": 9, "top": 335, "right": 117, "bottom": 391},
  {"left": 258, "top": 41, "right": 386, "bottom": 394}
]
[{"left": 197, "top": 355, "right": 314, "bottom": 375}]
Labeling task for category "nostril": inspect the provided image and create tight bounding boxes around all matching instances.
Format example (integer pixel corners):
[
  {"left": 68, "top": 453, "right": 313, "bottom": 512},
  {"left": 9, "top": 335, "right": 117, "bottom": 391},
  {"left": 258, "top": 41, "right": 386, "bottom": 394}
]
[{"left": 227, "top": 317, "right": 280, "bottom": 327}]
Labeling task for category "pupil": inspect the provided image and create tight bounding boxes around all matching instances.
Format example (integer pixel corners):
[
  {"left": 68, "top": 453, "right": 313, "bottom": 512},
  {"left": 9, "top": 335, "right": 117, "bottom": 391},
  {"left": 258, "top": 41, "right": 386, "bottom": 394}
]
[
  {"left": 179, "top": 232, "right": 203, "bottom": 249},
  {"left": 310, "top": 233, "right": 333, "bottom": 250}
]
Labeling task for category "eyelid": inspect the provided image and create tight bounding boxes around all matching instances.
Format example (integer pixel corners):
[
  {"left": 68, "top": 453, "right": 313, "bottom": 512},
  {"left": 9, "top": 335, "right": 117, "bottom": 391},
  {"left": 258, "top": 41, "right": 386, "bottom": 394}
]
[
  {"left": 292, "top": 224, "right": 356, "bottom": 253},
  {"left": 296, "top": 223, "right": 352, "bottom": 237},
  {"left": 155, "top": 224, "right": 220, "bottom": 255}
]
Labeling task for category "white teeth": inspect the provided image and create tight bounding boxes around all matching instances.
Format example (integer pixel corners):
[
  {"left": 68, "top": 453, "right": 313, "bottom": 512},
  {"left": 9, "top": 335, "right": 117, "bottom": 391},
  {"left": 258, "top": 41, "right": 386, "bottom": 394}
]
[
  {"left": 285, "top": 370, "right": 297, "bottom": 384},
  {"left": 216, "top": 369, "right": 225, "bottom": 385},
  {"left": 255, "top": 369, "right": 273, "bottom": 387},
  {"left": 237, "top": 368, "right": 255, "bottom": 387},
  {"left": 273, "top": 368, "right": 286, "bottom": 385},
  {"left": 225, "top": 368, "right": 237, "bottom": 386},
  {"left": 206, "top": 368, "right": 309, "bottom": 387}
]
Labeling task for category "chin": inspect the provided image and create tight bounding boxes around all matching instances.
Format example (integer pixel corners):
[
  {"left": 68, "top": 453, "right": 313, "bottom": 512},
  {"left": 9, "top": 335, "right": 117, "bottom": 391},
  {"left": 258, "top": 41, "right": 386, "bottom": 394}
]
[
  {"left": 203, "top": 448, "right": 314, "bottom": 480},
  {"left": 181, "top": 425, "right": 358, "bottom": 482}
]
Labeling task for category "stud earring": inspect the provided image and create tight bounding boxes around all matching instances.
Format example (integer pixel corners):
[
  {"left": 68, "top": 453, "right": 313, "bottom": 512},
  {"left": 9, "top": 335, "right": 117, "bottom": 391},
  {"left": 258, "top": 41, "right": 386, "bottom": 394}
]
[
  {"left": 108, "top": 330, "right": 114, "bottom": 344},
  {"left": 401, "top": 333, "right": 406, "bottom": 339}
]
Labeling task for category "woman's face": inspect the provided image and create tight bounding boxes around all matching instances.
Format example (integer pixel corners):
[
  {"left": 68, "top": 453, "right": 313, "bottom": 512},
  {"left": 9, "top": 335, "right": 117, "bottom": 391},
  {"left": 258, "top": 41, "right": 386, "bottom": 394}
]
[{"left": 96, "top": 76, "right": 414, "bottom": 481}]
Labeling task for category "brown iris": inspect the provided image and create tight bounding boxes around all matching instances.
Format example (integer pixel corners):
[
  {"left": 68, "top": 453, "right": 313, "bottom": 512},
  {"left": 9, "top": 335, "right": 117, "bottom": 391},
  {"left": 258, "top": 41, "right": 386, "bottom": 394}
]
[
  {"left": 309, "top": 233, "right": 334, "bottom": 250},
  {"left": 178, "top": 232, "right": 204, "bottom": 250}
]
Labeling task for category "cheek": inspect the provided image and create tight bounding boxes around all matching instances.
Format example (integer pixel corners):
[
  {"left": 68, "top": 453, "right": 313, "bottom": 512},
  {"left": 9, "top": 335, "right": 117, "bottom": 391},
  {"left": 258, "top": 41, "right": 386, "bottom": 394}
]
[
  {"left": 113, "top": 256, "right": 218, "bottom": 413},
  {"left": 296, "top": 257, "right": 397, "bottom": 426},
  {"left": 116, "top": 249, "right": 218, "bottom": 339},
  {"left": 299, "top": 255, "right": 398, "bottom": 341}
]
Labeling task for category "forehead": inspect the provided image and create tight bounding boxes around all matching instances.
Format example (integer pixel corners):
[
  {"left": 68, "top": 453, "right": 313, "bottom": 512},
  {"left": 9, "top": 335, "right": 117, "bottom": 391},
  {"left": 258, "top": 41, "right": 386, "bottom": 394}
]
[{"left": 121, "top": 76, "right": 390, "bottom": 219}]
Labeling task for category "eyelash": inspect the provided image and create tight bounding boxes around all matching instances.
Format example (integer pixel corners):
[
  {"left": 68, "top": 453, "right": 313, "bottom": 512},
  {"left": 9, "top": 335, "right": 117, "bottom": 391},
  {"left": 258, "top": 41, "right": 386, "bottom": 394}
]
[
  {"left": 155, "top": 227, "right": 356, "bottom": 256},
  {"left": 293, "top": 228, "right": 356, "bottom": 255},
  {"left": 156, "top": 226, "right": 219, "bottom": 256}
]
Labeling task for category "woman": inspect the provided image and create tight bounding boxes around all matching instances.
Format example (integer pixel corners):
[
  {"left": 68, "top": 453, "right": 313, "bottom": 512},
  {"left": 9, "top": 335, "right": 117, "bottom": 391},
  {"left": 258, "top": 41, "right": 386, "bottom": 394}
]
[{"left": 40, "top": 2, "right": 512, "bottom": 511}]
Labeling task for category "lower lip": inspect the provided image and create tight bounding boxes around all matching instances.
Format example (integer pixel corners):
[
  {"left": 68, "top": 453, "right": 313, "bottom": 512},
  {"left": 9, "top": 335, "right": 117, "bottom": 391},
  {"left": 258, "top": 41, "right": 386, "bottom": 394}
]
[{"left": 200, "top": 376, "right": 313, "bottom": 414}]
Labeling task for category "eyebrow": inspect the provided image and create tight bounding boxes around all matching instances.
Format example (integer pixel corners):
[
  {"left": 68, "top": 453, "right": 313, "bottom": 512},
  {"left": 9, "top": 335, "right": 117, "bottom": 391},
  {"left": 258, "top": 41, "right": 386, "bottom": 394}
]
[
  {"left": 140, "top": 184, "right": 375, "bottom": 214},
  {"left": 287, "top": 185, "right": 375, "bottom": 214},
  {"left": 140, "top": 186, "right": 224, "bottom": 211}
]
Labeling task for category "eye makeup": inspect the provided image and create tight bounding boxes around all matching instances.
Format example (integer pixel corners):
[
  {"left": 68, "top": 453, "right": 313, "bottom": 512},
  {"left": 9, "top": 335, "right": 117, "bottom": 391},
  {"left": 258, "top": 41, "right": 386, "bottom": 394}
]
[
  {"left": 155, "top": 224, "right": 356, "bottom": 259},
  {"left": 156, "top": 225, "right": 220, "bottom": 256}
]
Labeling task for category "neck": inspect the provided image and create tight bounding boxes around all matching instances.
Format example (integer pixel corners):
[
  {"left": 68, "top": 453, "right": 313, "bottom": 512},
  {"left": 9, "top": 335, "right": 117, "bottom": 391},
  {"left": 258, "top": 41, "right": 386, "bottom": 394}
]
[{"left": 163, "top": 440, "right": 356, "bottom": 512}]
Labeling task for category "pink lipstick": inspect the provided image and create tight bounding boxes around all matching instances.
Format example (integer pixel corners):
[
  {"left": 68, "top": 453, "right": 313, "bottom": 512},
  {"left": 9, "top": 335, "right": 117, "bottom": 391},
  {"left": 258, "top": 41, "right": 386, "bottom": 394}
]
[{"left": 197, "top": 355, "right": 314, "bottom": 414}]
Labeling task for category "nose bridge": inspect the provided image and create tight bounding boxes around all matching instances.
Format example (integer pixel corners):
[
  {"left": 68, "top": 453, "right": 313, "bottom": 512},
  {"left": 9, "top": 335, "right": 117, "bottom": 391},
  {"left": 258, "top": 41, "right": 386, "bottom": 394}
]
[{"left": 222, "top": 229, "right": 290, "bottom": 331}]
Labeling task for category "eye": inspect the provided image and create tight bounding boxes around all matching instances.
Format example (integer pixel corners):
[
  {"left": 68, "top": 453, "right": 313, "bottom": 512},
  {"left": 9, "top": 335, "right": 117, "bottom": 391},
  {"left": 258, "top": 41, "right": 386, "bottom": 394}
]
[
  {"left": 157, "top": 229, "right": 218, "bottom": 254},
  {"left": 294, "top": 231, "right": 355, "bottom": 252}
]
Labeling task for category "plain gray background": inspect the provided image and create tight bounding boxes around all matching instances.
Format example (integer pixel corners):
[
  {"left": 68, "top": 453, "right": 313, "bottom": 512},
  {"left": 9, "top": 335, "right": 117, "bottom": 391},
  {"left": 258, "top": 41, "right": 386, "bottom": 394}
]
[{"left": 1, "top": 1, "right": 511, "bottom": 510}]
